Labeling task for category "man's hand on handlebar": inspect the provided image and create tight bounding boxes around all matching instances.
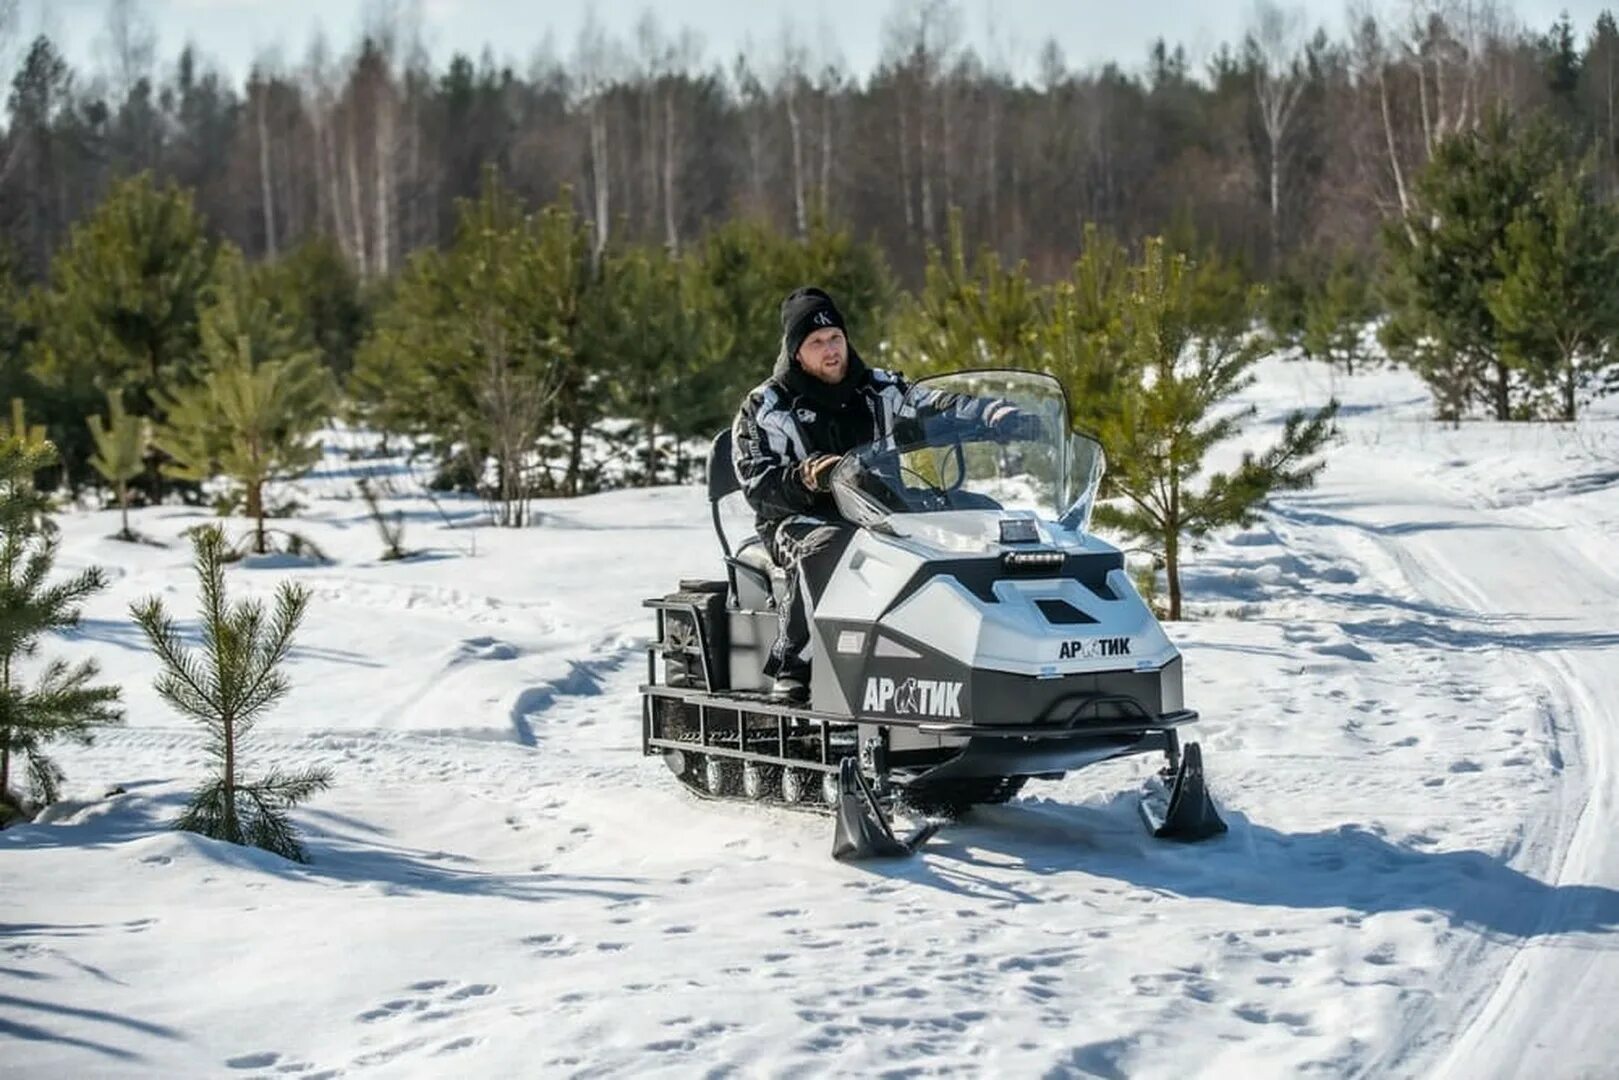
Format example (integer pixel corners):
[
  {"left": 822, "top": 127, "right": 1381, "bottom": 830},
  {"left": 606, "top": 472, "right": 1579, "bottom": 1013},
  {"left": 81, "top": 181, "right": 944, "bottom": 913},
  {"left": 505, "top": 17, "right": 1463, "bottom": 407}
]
[
  {"left": 985, "top": 403, "right": 1048, "bottom": 442},
  {"left": 799, "top": 453, "right": 843, "bottom": 493}
]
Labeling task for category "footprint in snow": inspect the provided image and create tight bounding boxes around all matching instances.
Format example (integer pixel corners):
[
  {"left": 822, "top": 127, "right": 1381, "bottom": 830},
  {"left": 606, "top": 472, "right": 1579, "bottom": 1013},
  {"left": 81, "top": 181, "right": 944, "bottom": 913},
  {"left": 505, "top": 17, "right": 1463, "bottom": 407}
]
[
  {"left": 226, "top": 1051, "right": 281, "bottom": 1069},
  {"left": 457, "top": 636, "right": 520, "bottom": 662},
  {"left": 356, "top": 980, "right": 498, "bottom": 1024},
  {"left": 521, "top": 933, "right": 577, "bottom": 958}
]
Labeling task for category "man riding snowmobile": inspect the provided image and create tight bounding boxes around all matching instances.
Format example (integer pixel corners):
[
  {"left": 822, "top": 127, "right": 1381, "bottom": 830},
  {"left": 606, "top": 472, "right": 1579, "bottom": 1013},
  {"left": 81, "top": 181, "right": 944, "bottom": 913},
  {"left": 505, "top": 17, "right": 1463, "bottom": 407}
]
[{"left": 731, "top": 286, "right": 1038, "bottom": 703}]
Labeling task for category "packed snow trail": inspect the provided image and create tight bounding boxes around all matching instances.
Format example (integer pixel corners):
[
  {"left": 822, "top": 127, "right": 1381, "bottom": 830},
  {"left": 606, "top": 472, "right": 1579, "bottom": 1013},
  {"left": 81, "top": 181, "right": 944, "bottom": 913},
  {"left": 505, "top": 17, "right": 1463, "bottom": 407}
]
[
  {"left": 1240, "top": 369, "right": 1619, "bottom": 1078},
  {"left": 1345, "top": 474, "right": 1619, "bottom": 1080}
]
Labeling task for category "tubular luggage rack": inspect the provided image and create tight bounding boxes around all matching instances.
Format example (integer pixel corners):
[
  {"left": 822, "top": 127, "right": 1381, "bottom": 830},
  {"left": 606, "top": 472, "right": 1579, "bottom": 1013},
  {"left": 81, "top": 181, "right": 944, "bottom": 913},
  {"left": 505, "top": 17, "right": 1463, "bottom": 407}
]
[{"left": 642, "top": 593, "right": 1201, "bottom": 775}]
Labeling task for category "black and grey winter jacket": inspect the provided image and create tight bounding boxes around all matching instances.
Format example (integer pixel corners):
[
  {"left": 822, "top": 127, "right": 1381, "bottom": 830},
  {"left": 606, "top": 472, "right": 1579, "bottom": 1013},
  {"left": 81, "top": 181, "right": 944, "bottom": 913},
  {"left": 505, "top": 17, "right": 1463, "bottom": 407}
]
[{"left": 730, "top": 347, "right": 1003, "bottom": 534}]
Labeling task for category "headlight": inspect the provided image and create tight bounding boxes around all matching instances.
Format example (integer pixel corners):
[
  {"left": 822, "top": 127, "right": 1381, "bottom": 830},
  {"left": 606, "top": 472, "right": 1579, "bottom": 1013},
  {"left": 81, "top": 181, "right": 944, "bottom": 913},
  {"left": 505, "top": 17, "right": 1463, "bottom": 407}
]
[{"left": 1002, "top": 549, "right": 1065, "bottom": 571}]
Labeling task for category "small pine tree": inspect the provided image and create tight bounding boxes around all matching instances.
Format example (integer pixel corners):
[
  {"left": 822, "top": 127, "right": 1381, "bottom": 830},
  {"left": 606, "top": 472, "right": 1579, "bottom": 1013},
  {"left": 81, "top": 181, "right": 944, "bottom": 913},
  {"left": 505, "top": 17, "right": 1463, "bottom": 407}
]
[
  {"left": 23, "top": 173, "right": 217, "bottom": 487},
  {"left": 1301, "top": 255, "right": 1378, "bottom": 376},
  {"left": 87, "top": 392, "right": 149, "bottom": 541},
  {"left": 155, "top": 258, "right": 332, "bottom": 554},
  {"left": 1092, "top": 240, "right": 1339, "bottom": 620},
  {"left": 1043, "top": 225, "right": 1135, "bottom": 434},
  {"left": 130, "top": 525, "right": 330, "bottom": 862},
  {"left": 357, "top": 476, "right": 409, "bottom": 560},
  {"left": 0, "top": 437, "right": 124, "bottom": 823}
]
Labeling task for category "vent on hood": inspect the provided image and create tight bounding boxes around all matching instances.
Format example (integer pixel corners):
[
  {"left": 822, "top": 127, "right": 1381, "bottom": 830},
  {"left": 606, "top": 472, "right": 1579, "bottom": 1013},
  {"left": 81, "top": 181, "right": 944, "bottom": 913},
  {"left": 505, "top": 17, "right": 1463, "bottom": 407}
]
[{"left": 1035, "top": 598, "right": 1097, "bottom": 625}]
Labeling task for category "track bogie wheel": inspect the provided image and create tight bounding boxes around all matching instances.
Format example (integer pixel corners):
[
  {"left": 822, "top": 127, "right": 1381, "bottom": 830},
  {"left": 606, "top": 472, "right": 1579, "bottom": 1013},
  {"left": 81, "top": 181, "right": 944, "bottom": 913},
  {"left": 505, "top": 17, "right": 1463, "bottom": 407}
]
[
  {"left": 702, "top": 756, "right": 739, "bottom": 796},
  {"left": 742, "top": 762, "right": 780, "bottom": 801},
  {"left": 781, "top": 767, "right": 811, "bottom": 804}
]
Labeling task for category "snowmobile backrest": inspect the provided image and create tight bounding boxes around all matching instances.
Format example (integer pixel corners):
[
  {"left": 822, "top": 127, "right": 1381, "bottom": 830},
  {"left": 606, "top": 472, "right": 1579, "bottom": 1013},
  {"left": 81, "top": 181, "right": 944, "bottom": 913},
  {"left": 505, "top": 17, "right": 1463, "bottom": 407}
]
[
  {"left": 707, "top": 429, "right": 740, "bottom": 559},
  {"left": 708, "top": 429, "right": 778, "bottom": 610}
]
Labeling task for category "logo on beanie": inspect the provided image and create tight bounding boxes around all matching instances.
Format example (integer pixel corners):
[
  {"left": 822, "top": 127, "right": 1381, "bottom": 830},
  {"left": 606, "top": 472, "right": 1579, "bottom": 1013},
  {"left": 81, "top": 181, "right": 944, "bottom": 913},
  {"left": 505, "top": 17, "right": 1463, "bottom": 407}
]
[{"left": 812, "top": 311, "right": 834, "bottom": 327}]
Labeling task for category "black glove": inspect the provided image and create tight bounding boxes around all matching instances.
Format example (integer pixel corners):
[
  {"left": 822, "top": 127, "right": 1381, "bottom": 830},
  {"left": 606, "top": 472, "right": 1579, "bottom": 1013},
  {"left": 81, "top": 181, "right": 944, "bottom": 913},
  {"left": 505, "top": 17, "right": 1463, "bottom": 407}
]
[{"left": 987, "top": 405, "right": 1047, "bottom": 443}]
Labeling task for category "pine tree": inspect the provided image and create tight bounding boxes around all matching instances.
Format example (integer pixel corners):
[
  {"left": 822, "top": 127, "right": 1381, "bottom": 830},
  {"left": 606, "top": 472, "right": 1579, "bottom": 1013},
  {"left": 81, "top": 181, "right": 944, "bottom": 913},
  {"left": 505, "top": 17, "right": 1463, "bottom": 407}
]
[
  {"left": 1487, "top": 163, "right": 1619, "bottom": 420},
  {"left": 253, "top": 235, "right": 368, "bottom": 381},
  {"left": 1382, "top": 109, "right": 1571, "bottom": 422},
  {"left": 351, "top": 176, "right": 590, "bottom": 525},
  {"left": 591, "top": 245, "right": 732, "bottom": 484},
  {"left": 1091, "top": 240, "right": 1338, "bottom": 620},
  {"left": 0, "top": 255, "right": 33, "bottom": 416},
  {"left": 3, "top": 399, "right": 48, "bottom": 450},
  {"left": 0, "top": 437, "right": 124, "bottom": 823},
  {"left": 886, "top": 210, "right": 1043, "bottom": 376},
  {"left": 87, "top": 392, "right": 149, "bottom": 541},
  {"left": 130, "top": 525, "right": 330, "bottom": 862},
  {"left": 154, "top": 255, "right": 332, "bottom": 554},
  {"left": 1042, "top": 225, "right": 1136, "bottom": 434},
  {"left": 1301, "top": 254, "right": 1378, "bottom": 376},
  {"left": 24, "top": 174, "right": 217, "bottom": 486}
]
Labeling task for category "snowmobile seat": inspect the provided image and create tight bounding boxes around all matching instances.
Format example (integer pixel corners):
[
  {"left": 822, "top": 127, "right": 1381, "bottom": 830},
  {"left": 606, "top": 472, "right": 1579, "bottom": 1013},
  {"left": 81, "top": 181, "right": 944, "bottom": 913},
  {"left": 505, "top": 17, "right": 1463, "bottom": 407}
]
[{"left": 708, "top": 430, "right": 787, "bottom": 610}]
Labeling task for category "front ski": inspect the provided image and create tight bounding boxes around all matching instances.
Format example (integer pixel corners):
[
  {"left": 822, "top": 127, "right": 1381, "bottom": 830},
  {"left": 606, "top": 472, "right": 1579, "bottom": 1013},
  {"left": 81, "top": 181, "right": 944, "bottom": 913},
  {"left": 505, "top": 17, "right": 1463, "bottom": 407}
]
[
  {"left": 831, "top": 757, "right": 940, "bottom": 860},
  {"left": 1140, "top": 741, "right": 1228, "bottom": 841}
]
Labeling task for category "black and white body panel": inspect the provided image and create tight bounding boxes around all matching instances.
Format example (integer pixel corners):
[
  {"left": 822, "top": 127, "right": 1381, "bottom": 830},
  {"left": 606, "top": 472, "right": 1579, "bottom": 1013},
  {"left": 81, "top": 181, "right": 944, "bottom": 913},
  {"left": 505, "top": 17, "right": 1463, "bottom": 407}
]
[{"left": 807, "top": 510, "right": 1182, "bottom": 729}]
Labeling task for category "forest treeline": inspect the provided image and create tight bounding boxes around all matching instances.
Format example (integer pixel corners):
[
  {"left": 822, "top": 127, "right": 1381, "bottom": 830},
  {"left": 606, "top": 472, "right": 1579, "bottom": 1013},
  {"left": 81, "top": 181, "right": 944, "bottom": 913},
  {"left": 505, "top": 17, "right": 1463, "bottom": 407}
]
[
  {"left": 4, "top": 0, "right": 1619, "bottom": 514},
  {"left": 5, "top": 1, "right": 1619, "bottom": 281}
]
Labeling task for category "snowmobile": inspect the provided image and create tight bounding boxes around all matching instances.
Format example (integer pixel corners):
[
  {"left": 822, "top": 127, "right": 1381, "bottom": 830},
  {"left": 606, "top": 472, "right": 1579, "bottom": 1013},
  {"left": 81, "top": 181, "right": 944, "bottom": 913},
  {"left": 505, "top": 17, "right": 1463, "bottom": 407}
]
[{"left": 640, "top": 369, "right": 1226, "bottom": 860}]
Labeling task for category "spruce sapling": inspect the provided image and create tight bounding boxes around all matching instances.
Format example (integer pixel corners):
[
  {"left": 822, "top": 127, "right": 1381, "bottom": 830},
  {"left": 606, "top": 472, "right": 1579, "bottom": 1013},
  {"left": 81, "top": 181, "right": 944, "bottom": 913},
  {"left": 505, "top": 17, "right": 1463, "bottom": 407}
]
[{"left": 130, "top": 524, "right": 330, "bottom": 861}]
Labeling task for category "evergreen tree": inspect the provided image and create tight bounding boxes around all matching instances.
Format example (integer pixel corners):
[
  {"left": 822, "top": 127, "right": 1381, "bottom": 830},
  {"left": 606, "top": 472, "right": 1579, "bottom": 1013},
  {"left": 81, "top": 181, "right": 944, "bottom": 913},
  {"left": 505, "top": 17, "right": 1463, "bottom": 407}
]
[
  {"left": 153, "top": 255, "right": 332, "bottom": 555},
  {"left": 591, "top": 245, "right": 732, "bottom": 484},
  {"left": 693, "top": 216, "right": 893, "bottom": 432},
  {"left": 352, "top": 176, "right": 590, "bottom": 525},
  {"left": 1488, "top": 162, "right": 1619, "bottom": 420},
  {"left": 24, "top": 173, "right": 217, "bottom": 485},
  {"left": 0, "top": 252, "right": 33, "bottom": 412},
  {"left": 86, "top": 392, "right": 149, "bottom": 541},
  {"left": 886, "top": 210, "right": 1044, "bottom": 375},
  {"left": 1042, "top": 225, "right": 1136, "bottom": 435},
  {"left": 0, "top": 437, "right": 124, "bottom": 823},
  {"left": 1382, "top": 109, "right": 1570, "bottom": 422},
  {"left": 1301, "top": 253, "right": 1378, "bottom": 375},
  {"left": 2, "top": 399, "right": 52, "bottom": 490},
  {"left": 1091, "top": 240, "right": 1338, "bottom": 619},
  {"left": 130, "top": 525, "right": 330, "bottom": 862},
  {"left": 254, "top": 235, "right": 369, "bottom": 381},
  {"left": 3, "top": 398, "right": 47, "bottom": 449}
]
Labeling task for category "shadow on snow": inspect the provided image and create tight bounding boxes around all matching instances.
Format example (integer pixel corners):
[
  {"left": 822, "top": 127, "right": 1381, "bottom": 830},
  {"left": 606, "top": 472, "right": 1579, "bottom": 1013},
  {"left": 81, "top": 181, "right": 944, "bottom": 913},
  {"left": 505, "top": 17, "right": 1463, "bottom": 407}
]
[{"left": 865, "top": 796, "right": 1619, "bottom": 942}]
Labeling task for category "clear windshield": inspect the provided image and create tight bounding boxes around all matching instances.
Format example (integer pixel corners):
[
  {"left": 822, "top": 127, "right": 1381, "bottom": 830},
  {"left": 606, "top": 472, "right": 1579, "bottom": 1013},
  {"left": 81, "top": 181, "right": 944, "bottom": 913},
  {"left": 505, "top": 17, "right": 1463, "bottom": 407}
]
[{"left": 830, "top": 370, "right": 1106, "bottom": 532}]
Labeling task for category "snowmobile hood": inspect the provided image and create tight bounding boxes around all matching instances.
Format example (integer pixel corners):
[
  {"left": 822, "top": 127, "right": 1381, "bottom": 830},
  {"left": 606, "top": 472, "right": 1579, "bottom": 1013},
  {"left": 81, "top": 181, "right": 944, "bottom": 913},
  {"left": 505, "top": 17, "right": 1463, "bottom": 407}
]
[{"left": 821, "top": 516, "right": 1182, "bottom": 681}]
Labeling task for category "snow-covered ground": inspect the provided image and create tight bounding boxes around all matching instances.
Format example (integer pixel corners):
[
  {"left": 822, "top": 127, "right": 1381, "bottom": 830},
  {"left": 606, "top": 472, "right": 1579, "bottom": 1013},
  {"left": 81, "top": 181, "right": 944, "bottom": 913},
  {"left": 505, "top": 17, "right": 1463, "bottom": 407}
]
[{"left": 6, "top": 358, "right": 1619, "bottom": 1079}]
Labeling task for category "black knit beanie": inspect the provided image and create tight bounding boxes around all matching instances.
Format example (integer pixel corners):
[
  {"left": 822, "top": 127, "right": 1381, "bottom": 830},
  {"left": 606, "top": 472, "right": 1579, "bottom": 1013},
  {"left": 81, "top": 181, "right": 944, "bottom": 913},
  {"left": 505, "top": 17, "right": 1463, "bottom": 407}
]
[{"left": 780, "top": 286, "right": 846, "bottom": 364}]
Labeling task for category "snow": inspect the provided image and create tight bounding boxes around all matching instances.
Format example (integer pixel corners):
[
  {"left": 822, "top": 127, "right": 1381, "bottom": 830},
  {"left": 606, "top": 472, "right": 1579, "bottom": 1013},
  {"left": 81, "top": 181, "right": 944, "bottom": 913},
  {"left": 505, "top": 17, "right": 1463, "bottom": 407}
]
[{"left": 7, "top": 357, "right": 1619, "bottom": 1078}]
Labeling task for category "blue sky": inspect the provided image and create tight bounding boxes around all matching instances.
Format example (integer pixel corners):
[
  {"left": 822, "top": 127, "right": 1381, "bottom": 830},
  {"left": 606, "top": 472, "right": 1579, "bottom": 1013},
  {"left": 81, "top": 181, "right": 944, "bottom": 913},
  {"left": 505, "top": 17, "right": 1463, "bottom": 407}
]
[{"left": 22, "top": 0, "right": 1619, "bottom": 85}]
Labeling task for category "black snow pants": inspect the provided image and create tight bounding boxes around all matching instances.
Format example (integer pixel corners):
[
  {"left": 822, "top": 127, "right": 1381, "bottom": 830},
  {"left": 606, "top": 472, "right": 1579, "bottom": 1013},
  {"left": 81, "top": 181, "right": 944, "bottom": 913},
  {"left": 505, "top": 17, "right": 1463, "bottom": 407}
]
[{"left": 763, "top": 515, "right": 857, "bottom": 682}]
